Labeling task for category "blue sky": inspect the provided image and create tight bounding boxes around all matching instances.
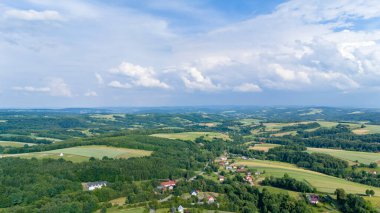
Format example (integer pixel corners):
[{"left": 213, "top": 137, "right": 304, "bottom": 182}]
[{"left": 1, "top": 0, "right": 380, "bottom": 108}]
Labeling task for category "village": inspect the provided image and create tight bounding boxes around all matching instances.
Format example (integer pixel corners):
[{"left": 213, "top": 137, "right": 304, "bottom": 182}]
[{"left": 83, "top": 153, "right": 321, "bottom": 212}]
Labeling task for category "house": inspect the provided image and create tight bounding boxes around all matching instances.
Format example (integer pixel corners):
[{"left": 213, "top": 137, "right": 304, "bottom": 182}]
[
  {"left": 178, "top": 205, "right": 184, "bottom": 213},
  {"left": 307, "top": 194, "right": 319, "bottom": 204},
  {"left": 159, "top": 180, "right": 176, "bottom": 191},
  {"left": 220, "top": 156, "right": 227, "bottom": 161},
  {"left": 218, "top": 161, "right": 225, "bottom": 166},
  {"left": 237, "top": 168, "right": 247, "bottom": 173},
  {"left": 190, "top": 190, "right": 199, "bottom": 196},
  {"left": 254, "top": 171, "right": 261, "bottom": 176},
  {"left": 242, "top": 156, "right": 248, "bottom": 160},
  {"left": 207, "top": 196, "right": 215, "bottom": 204},
  {"left": 245, "top": 175, "right": 253, "bottom": 184},
  {"left": 225, "top": 166, "right": 233, "bottom": 170},
  {"left": 59, "top": 153, "right": 64, "bottom": 157},
  {"left": 85, "top": 181, "right": 108, "bottom": 191},
  {"left": 170, "top": 207, "right": 175, "bottom": 213},
  {"left": 219, "top": 176, "right": 225, "bottom": 182},
  {"left": 369, "top": 171, "right": 377, "bottom": 175}
]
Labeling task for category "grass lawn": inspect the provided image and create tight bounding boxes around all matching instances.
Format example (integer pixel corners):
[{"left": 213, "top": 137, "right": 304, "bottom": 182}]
[
  {"left": 236, "top": 159, "right": 380, "bottom": 195},
  {"left": 364, "top": 196, "right": 380, "bottom": 211},
  {"left": 0, "top": 141, "right": 35, "bottom": 147},
  {"left": 5, "top": 146, "right": 152, "bottom": 163},
  {"left": 307, "top": 147, "right": 380, "bottom": 164},
  {"left": 249, "top": 143, "right": 280, "bottom": 152},
  {"left": 151, "top": 132, "right": 230, "bottom": 141}
]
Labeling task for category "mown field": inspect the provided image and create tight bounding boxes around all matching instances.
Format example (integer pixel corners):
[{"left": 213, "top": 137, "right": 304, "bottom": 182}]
[
  {"left": 5, "top": 145, "right": 152, "bottom": 163},
  {"left": 0, "top": 141, "right": 35, "bottom": 147},
  {"left": 236, "top": 159, "right": 380, "bottom": 195},
  {"left": 307, "top": 147, "right": 380, "bottom": 164},
  {"left": 249, "top": 143, "right": 280, "bottom": 152},
  {"left": 151, "top": 132, "right": 230, "bottom": 141}
]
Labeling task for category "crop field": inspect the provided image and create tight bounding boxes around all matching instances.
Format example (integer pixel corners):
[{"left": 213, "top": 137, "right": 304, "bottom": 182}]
[
  {"left": 307, "top": 147, "right": 380, "bottom": 164},
  {"left": 249, "top": 143, "right": 280, "bottom": 152},
  {"left": 151, "top": 132, "right": 230, "bottom": 141},
  {"left": 0, "top": 141, "right": 35, "bottom": 147},
  {"left": 5, "top": 146, "right": 152, "bottom": 163},
  {"left": 236, "top": 159, "right": 380, "bottom": 195}
]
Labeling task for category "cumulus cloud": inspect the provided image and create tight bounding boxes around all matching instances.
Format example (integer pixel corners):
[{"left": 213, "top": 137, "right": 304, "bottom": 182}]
[
  {"left": 108, "top": 81, "right": 132, "bottom": 89},
  {"left": 181, "top": 67, "right": 221, "bottom": 91},
  {"left": 233, "top": 83, "right": 262, "bottom": 92},
  {"left": 4, "top": 9, "right": 63, "bottom": 21},
  {"left": 13, "top": 78, "right": 72, "bottom": 97},
  {"left": 109, "top": 62, "right": 170, "bottom": 89}
]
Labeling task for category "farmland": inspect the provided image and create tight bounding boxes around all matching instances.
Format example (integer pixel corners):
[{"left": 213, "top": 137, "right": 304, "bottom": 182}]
[
  {"left": 5, "top": 145, "right": 152, "bottom": 163},
  {"left": 151, "top": 132, "right": 230, "bottom": 141},
  {"left": 0, "top": 141, "right": 35, "bottom": 147},
  {"left": 249, "top": 143, "right": 280, "bottom": 152},
  {"left": 236, "top": 159, "right": 380, "bottom": 195},
  {"left": 307, "top": 147, "right": 380, "bottom": 164}
]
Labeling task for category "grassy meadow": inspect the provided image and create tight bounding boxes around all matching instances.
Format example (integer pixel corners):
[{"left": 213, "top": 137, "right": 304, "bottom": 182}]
[
  {"left": 307, "top": 147, "right": 380, "bottom": 164},
  {"left": 0, "top": 141, "right": 35, "bottom": 147},
  {"left": 151, "top": 132, "right": 230, "bottom": 141},
  {"left": 236, "top": 159, "right": 380, "bottom": 195},
  {"left": 5, "top": 145, "right": 152, "bottom": 163},
  {"left": 249, "top": 143, "right": 280, "bottom": 152}
]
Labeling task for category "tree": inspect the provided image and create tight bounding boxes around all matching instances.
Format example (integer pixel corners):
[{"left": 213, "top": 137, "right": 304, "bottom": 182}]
[
  {"left": 366, "top": 189, "right": 375, "bottom": 197},
  {"left": 335, "top": 188, "right": 346, "bottom": 202}
]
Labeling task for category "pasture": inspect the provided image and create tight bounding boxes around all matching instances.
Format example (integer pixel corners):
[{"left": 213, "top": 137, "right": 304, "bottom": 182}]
[
  {"left": 307, "top": 147, "right": 380, "bottom": 164},
  {"left": 236, "top": 159, "right": 380, "bottom": 195},
  {"left": 0, "top": 141, "right": 35, "bottom": 147},
  {"left": 5, "top": 146, "right": 152, "bottom": 163},
  {"left": 249, "top": 143, "right": 280, "bottom": 152},
  {"left": 151, "top": 132, "right": 230, "bottom": 141}
]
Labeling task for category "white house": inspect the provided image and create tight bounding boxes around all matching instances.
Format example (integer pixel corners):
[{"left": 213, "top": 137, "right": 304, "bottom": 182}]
[
  {"left": 178, "top": 205, "right": 184, "bottom": 213},
  {"left": 86, "top": 181, "right": 108, "bottom": 191}
]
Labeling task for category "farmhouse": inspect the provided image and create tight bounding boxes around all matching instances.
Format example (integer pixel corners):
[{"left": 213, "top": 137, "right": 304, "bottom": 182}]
[
  {"left": 178, "top": 205, "right": 184, "bottom": 213},
  {"left": 158, "top": 180, "right": 176, "bottom": 191},
  {"left": 219, "top": 176, "right": 225, "bottom": 182},
  {"left": 207, "top": 196, "right": 215, "bottom": 204},
  {"left": 85, "top": 181, "right": 108, "bottom": 191},
  {"left": 307, "top": 194, "right": 319, "bottom": 204},
  {"left": 190, "top": 190, "right": 199, "bottom": 196}
]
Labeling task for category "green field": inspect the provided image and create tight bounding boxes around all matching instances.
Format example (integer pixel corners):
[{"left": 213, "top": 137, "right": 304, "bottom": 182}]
[
  {"left": 0, "top": 141, "right": 35, "bottom": 147},
  {"left": 151, "top": 132, "right": 230, "bottom": 141},
  {"left": 236, "top": 159, "right": 380, "bottom": 195},
  {"left": 307, "top": 147, "right": 380, "bottom": 164},
  {"left": 249, "top": 143, "right": 280, "bottom": 152},
  {"left": 6, "top": 146, "right": 152, "bottom": 163},
  {"left": 352, "top": 124, "right": 380, "bottom": 135}
]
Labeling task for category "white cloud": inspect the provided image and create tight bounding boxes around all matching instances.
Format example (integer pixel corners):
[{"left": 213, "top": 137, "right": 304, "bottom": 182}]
[
  {"left": 4, "top": 9, "right": 63, "bottom": 21},
  {"left": 47, "top": 78, "right": 72, "bottom": 97},
  {"left": 181, "top": 67, "right": 221, "bottom": 91},
  {"left": 95, "top": 73, "right": 104, "bottom": 85},
  {"left": 109, "top": 62, "right": 170, "bottom": 89},
  {"left": 84, "top": 91, "right": 98, "bottom": 97},
  {"left": 12, "top": 86, "right": 50, "bottom": 92},
  {"left": 12, "top": 78, "right": 72, "bottom": 97},
  {"left": 108, "top": 80, "right": 132, "bottom": 89},
  {"left": 234, "top": 83, "right": 262, "bottom": 92}
]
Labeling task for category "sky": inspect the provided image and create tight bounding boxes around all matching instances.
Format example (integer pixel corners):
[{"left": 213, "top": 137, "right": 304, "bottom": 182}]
[{"left": 1, "top": 0, "right": 380, "bottom": 108}]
